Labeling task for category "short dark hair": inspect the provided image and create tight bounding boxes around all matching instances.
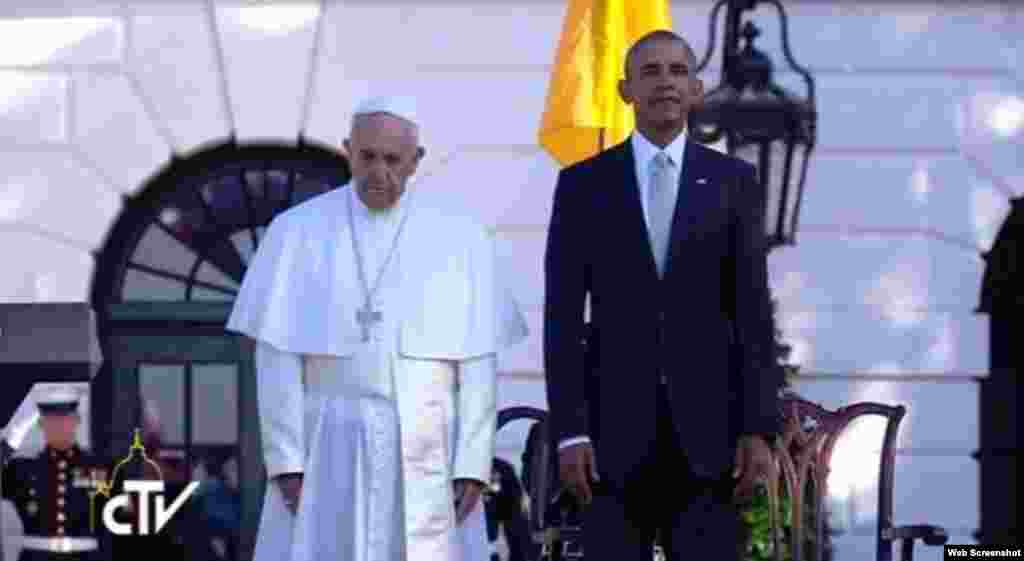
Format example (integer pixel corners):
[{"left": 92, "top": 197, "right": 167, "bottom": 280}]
[{"left": 624, "top": 29, "right": 698, "bottom": 80}]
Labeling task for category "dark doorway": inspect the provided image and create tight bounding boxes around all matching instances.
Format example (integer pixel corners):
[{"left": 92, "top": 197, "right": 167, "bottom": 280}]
[{"left": 90, "top": 140, "right": 351, "bottom": 560}]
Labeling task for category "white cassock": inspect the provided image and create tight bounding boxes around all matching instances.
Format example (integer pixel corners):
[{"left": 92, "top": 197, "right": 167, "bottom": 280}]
[{"left": 227, "top": 183, "right": 528, "bottom": 561}]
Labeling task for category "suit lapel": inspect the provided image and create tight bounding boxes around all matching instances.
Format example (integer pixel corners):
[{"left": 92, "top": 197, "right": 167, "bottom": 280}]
[
  {"left": 663, "top": 140, "right": 709, "bottom": 279},
  {"left": 609, "top": 140, "right": 661, "bottom": 280}
]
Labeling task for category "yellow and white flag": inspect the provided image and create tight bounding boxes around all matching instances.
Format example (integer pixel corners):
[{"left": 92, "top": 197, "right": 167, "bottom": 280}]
[{"left": 538, "top": 0, "right": 673, "bottom": 166}]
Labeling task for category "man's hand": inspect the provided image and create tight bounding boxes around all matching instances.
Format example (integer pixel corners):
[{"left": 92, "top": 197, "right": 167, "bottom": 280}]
[
  {"left": 275, "top": 473, "right": 304, "bottom": 515},
  {"left": 733, "top": 435, "right": 773, "bottom": 502},
  {"left": 558, "top": 442, "right": 599, "bottom": 506},
  {"left": 453, "top": 478, "right": 484, "bottom": 524}
]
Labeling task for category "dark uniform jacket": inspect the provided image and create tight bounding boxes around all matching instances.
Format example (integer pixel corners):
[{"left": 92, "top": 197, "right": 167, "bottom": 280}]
[{"left": 2, "top": 445, "right": 110, "bottom": 561}]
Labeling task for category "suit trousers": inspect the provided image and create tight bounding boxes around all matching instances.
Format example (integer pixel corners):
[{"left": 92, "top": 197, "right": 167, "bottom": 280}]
[{"left": 582, "top": 382, "right": 739, "bottom": 560}]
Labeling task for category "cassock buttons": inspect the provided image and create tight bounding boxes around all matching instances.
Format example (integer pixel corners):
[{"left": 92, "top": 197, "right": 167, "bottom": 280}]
[
  {"left": 58, "top": 460, "right": 68, "bottom": 469},
  {"left": 57, "top": 527, "right": 65, "bottom": 535},
  {"left": 58, "top": 472, "right": 67, "bottom": 481},
  {"left": 58, "top": 484, "right": 66, "bottom": 494},
  {"left": 57, "top": 512, "right": 66, "bottom": 522},
  {"left": 58, "top": 498, "right": 65, "bottom": 507}
]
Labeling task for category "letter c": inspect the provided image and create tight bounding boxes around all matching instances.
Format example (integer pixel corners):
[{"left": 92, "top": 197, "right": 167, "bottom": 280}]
[{"left": 102, "top": 495, "right": 133, "bottom": 536}]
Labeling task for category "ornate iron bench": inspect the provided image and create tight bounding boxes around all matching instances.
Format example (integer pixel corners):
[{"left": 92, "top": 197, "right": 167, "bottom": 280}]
[
  {"left": 766, "top": 392, "right": 948, "bottom": 561},
  {"left": 495, "top": 392, "right": 950, "bottom": 561}
]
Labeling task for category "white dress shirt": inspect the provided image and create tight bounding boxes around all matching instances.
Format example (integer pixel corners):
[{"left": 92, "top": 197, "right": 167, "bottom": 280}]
[
  {"left": 557, "top": 128, "right": 688, "bottom": 451},
  {"left": 632, "top": 128, "right": 687, "bottom": 233}
]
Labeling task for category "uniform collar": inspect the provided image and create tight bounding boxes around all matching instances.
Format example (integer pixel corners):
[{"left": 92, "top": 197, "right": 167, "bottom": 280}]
[{"left": 46, "top": 445, "right": 76, "bottom": 461}]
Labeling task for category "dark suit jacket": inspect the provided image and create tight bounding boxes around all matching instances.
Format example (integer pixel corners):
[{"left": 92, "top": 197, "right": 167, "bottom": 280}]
[{"left": 543, "top": 136, "right": 781, "bottom": 485}]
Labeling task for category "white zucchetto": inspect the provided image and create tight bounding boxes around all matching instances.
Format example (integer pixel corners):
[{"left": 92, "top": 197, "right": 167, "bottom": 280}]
[{"left": 353, "top": 95, "right": 420, "bottom": 128}]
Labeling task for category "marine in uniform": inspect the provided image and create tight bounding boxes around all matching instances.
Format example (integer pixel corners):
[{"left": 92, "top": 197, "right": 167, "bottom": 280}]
[{"left": 1, "top": 386, "right": 109, "bottom": 561}]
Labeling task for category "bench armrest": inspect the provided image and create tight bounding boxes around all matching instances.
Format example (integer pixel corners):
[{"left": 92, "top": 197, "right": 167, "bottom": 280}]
[
  {"left": 883, "top": 524, "right": 949, "bottom": 561},
  {"left": 884, "top": 524, "right": 949, "bottom": 546}
]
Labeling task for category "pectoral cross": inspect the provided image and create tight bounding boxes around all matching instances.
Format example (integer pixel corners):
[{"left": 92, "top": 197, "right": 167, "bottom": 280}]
[{"left": 356, "top": 302, "right": 382, "bottom": 342}]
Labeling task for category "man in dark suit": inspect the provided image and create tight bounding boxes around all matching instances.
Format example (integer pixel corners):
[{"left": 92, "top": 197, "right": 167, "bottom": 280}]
[{"left": 543, "top": 29, "right": 782, "bottom": 559}]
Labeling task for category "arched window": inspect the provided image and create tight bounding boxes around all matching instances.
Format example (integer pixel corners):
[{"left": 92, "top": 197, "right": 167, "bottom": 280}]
[{"left": 93, "top": 141, "right": 351, "bottom": 306}]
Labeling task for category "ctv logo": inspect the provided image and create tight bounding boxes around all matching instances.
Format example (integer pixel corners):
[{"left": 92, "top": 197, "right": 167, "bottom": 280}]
[
  {"left": 89, "top": 429, "right": 200, "bottom": 536},
  {"left": 100, "top": 479, "right": 200, "bottom": 536}
]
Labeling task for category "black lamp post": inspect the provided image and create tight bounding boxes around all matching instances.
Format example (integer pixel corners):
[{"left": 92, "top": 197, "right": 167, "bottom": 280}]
[{"left": 689, "top": 0, "right": 817, "bottom": 249}]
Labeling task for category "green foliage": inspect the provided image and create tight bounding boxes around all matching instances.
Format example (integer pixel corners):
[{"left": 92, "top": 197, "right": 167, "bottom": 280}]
[
  {"left": 740, "top": 483, "right": 824, "bottom": 561},
  {"left": 737, "top": 298, "right": 820, "bottom": 561},
  {"left": 742, "top": 489, "right": 789, "bottom": 561}
]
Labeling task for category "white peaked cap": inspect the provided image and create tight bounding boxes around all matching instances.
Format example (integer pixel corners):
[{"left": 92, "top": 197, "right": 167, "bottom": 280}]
[
  {"left": 353, "top": 95, "right": 420, "bottom": 128},
  {"left": 36, "top": 384, "right": 81, "bottom": 413}
]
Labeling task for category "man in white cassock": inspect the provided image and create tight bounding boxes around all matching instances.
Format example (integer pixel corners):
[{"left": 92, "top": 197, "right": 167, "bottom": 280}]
[{"left": 226, "top": 95, "right": 528, "bottom": 561}]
